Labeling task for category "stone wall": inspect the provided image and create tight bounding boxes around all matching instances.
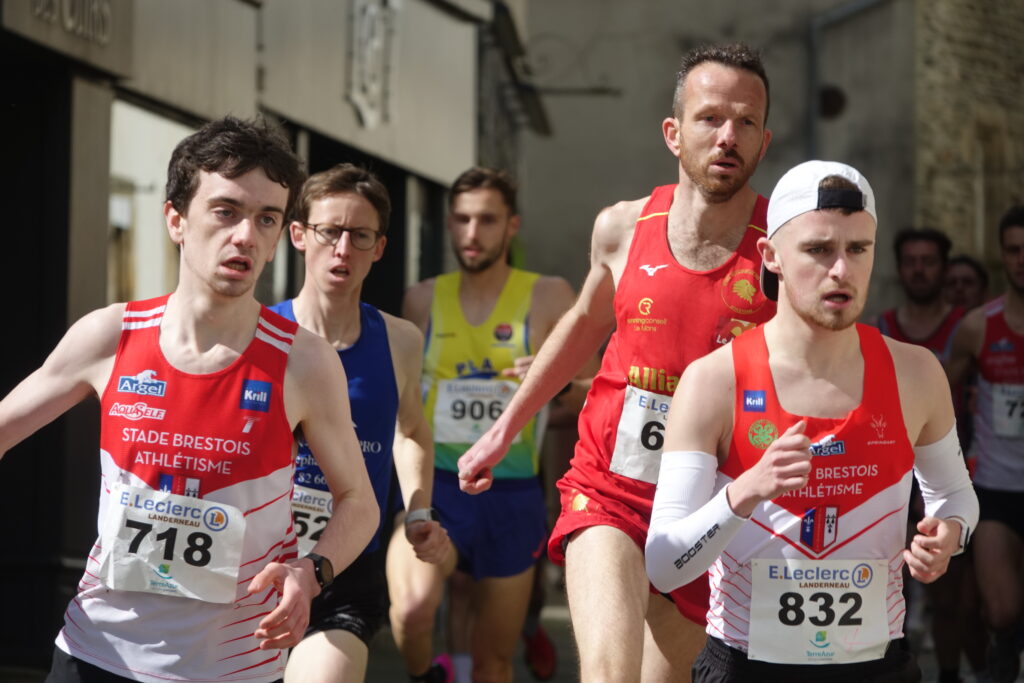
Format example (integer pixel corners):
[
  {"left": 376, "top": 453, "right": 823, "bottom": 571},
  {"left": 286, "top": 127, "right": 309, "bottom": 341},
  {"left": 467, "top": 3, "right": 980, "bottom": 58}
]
[{"left": 915, "top": 0, "right": 1024, "bottom": 280}]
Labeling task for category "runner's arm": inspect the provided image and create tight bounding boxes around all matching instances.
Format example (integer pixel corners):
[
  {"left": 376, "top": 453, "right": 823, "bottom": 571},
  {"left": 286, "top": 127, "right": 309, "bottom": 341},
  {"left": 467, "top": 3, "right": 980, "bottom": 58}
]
[
  {"left": 944, "top": 307, "right": 983, "bottom": 388},
  {"left": 647, "top": 349, "right": 813, "bottom": 591},
  {"left": 901, "top": 345, "right": 978, "bottom": 581},
  {"left": 387, "top": 315, "right": 450, "bottom": 564},
  {"left": 500, "top": 275, "right": 599, "bottom": 411},
  {"left": 252, "top": 329, "right": 379, "bottom": 649},
  {"left": 456, "top": 205, "right": 631, "bottom": 492},
  {"left": 0, "top": 305, "right": 122, "bottom": 458}
]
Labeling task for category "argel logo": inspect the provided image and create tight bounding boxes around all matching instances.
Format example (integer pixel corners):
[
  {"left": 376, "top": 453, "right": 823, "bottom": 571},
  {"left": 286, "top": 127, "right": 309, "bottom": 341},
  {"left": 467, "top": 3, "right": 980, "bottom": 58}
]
[
  {"left": 809, "top": 435, "right": 846, "bottom": 456},
  {"left": 240, "top": 379, "right": 272, "bottom": 412},
  {"left": 117, "top": 370, "right": 167, "bottom": 397},
  {"left": 743, "top": 390, "right": 766, "bottom": 412}
]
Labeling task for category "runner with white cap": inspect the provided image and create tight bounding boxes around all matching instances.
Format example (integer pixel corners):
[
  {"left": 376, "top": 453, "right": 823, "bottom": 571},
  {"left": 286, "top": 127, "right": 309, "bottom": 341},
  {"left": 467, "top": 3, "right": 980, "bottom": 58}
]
[{"left": 646, "top": 160, "right": 978, "bottom": 682}]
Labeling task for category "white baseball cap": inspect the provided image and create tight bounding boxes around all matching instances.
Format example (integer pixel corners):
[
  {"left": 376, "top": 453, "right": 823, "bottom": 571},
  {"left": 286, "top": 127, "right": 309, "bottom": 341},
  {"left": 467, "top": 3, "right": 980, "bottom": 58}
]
[{"left": 762, "top": 160, "right": 876, "bottom": 301}]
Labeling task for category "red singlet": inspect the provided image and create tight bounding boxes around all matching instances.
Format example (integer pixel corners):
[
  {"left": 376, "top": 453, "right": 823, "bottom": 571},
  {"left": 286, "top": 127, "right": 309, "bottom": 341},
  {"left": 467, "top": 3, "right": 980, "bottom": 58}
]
[{"left": 550, "top": 185, "right": 775, "bottom": 623}]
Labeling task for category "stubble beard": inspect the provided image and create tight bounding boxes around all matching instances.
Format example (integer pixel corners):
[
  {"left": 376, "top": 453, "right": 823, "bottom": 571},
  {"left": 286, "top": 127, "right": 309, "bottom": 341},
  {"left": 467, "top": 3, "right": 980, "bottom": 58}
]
[
  {"left": 455, "top": 240, "right": 506, "bottom": 274},
  {"left": 680, "top": 151, "right": 757, "bottom": 205},
  {"left": 786, "top": 286, "right": 864, "bottom": 332}
]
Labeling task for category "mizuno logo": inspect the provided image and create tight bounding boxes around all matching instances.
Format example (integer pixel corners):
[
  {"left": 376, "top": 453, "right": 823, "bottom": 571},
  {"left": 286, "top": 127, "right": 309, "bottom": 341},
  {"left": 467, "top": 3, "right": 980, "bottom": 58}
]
[{"left": 639, "top": 264, "right": 668, "bottom": 276}]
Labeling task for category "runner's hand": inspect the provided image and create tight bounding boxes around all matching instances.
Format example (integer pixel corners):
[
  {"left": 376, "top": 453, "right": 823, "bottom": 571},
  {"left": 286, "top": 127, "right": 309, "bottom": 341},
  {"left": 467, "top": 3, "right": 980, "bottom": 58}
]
[
  {"left": 457, "top": 430, "right": 509, "bottom": 494},
  {"left": 406, "top": 519, "right": 451, "bottom": 564},
  {"left": 501, "top": 355, "right": 535, "bottom": 381},
  {"left": 728, "top": 421, "right": 812, "bottom": 517},
  {"left": 248, "top": 560, "right": 318, "bottom": 649},
  {"left": 903, "top": 516, "right": 959, "bottom": 583}
]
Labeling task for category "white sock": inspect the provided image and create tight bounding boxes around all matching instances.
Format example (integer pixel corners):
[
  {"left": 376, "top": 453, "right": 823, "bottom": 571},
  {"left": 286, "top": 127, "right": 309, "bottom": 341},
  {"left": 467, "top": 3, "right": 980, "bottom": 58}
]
[{"left": 452, "top": 653, "right": 472, "bottom": 683}]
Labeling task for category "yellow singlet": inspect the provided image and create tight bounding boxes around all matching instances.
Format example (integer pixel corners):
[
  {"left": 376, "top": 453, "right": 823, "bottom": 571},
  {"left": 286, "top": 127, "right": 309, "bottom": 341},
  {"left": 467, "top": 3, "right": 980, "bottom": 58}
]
[{"left": 423, "top": 269, "right": 541, "bottom": 478}]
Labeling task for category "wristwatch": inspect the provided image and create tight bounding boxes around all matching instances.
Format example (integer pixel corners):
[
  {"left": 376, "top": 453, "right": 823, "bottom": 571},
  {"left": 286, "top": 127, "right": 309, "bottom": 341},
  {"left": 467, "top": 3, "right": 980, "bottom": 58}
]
[
  {"left": 304, "top": 552, "right": 334, "bottom": 589},
  {"left": 405, "top": 507, "right": 439, "bottom": 525}
]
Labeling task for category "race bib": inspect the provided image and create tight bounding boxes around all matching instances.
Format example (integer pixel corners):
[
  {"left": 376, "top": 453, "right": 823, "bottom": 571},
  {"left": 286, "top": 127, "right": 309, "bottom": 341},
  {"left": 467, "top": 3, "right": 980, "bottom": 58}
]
[
  {"left": 609, "top": 385, "right": 670, "bottom": 484},
  {"left": 433, "top": 379, "right": 520, "bottom": 444},
  {"left": 748, "top": 558, "right": 889, "bottom": 664},
  {"left": 992, "top": 383, "right": 1024, "bottom": 438},
  {"left": 292, "top": 484, "right": 333, "bottom": 556},
  {"left": 98, "top": 484, "right": 245, "bottom": 603}
]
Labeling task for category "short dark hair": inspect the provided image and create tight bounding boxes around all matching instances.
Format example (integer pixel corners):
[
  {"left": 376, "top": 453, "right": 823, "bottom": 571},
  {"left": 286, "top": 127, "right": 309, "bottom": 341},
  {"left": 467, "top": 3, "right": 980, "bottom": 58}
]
[
  {"left": 673, "top": 43, "right": 770, "bottom": 123},
  {"left": 998, "top": 205, "right": 1024, "bottom": 246},
  {"left": 450, "top": 167, "right": 517, "bottom": 215},
  {"left": 166, "top": 116, "right": 306, "bottom": 219},
  {"left": 295, "top": 164, "right": 391, "bottom": 235},
  {"left": 893, "top": 227, "right": 952, "bottom": 266},
  {"left": 948, "top": 254, "right": 989, "bottom": 290}
]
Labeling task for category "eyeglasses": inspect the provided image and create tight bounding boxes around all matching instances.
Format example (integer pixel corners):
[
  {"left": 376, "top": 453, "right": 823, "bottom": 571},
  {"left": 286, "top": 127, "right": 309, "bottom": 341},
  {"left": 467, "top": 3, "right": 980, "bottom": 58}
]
[{"left": 303, "top": 224, "right": 381, "bottom": 250}]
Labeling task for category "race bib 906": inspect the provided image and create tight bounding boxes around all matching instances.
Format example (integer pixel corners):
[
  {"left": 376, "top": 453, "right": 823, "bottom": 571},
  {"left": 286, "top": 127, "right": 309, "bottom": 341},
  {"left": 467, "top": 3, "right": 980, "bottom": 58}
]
[{"left": 433, "top": 379, "right": 520, "bottom": 444}]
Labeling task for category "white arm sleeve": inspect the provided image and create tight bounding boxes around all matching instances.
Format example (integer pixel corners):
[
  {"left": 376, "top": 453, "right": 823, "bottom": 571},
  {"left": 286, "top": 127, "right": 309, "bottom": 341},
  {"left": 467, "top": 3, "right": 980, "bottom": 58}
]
[
  {"left": 913, "top": 424, "right": 979, "bottom": 554},
  {"left": 646, "top": 450, "right": 747, "bottom": 592}
]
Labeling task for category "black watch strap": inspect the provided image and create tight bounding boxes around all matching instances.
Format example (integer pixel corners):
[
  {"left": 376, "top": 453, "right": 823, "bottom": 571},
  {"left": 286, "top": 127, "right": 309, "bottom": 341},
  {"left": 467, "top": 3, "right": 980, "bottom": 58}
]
[{"left": 305, "top": 552, "right": 334, "bottom": 588}]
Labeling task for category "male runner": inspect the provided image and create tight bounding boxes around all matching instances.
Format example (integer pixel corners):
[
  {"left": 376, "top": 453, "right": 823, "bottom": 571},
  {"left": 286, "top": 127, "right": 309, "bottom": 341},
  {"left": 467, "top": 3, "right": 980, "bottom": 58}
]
[
  {"left": 389, "top": 166, "right": 577, "bottom": 683},
  {"left": 944, "top": 254, "right": 989, "bottom": 310},
  {"left": 645, "top": 160, "right": 977, "bottom": 682},
  {"left": 874, "top": 226, "right": 975, "bottom": 682},
  {"left": 876, "top": 227, "right": 964, "bottom": 362},
  {"left": 946, "top": 205, "right": 1024, "bottom": 683},
  {"left": 270, "top": 164, "right": 451, "bottom": 683},
  {"left": 458, "top": 43, "right": 777, "bottom": 680},
  {"left": 0, "top": 117, "right": 379, "bottom": 682}
]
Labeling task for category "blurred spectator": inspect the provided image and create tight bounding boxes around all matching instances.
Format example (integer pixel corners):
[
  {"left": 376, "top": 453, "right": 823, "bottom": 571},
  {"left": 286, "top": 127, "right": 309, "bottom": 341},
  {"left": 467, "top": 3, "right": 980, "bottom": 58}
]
[{"left": 945, "top": 254, "right": 989, "bottom": 310}]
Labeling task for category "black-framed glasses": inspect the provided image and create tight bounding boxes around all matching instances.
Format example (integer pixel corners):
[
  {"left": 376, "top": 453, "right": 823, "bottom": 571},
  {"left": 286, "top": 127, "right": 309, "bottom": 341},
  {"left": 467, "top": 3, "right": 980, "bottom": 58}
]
[{"left": 304, "top": 224, "right": 381, "bottom": 250}]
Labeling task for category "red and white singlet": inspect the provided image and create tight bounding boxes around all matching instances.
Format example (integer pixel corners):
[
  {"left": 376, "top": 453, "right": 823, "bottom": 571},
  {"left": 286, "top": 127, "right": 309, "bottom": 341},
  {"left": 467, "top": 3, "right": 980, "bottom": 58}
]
[
  {"left": 971, "top": 297, "right": 1024, "bottom": 492},
  {"left": 713, "top": 324, "right": 915, "bottom": 664},
  {"left": 876, "top": 306, "right": 965, "bottom": 363},
  {"left": 55, "top": 295, "right": 299, "bottom": 682},
  {"left": 549, "top": 185, "right": 774, "bottom": 619}
]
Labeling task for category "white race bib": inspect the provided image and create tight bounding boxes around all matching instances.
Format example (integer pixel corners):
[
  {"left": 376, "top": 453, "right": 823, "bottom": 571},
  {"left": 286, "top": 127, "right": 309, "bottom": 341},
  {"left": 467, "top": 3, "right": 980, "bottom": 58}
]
[
  {"left": 98, "top": 484, "right": 245, "bottom": 603},
  {"left": 992, "top": 383, "right": 1024, "bottom": 438},
  {"left": 433, "top": 379, "right": 520, "bottom": 444},
  {"left": 748, "top": 558, "right": 889, "bottom": 664},
  {"left": 292, "top": 484, "right": 333, "bottom": 556},
  {"left": 609, "top": 385, "right": 670, "bottom": 484}
]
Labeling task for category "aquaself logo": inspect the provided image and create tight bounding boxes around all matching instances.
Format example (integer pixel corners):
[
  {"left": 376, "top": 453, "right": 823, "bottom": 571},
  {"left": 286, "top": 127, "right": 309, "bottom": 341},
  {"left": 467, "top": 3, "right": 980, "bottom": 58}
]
[
  {"left": 109, "top": 402, "right": 166, "bottom": 421},
  {"left": 747, "top": 419, "right": 778, "bottom": 449},
  {"left": 117, "top": 370, "right": 167, "bottom": 397},
  {"left": 239, "top": 379, "right": 272, "bottom": 412},
  {"left": 743, "top": 390, "right": 766, "bottom": 412}
]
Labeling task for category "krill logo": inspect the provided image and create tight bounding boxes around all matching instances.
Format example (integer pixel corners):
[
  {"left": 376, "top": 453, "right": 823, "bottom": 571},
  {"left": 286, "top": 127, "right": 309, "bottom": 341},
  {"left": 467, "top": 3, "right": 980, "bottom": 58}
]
[
  {"left": 743, "top": 390, "right": 766, "bottom": 412},
  {"left": 240, "top": 379, "right": 272, "bottom": 412}
]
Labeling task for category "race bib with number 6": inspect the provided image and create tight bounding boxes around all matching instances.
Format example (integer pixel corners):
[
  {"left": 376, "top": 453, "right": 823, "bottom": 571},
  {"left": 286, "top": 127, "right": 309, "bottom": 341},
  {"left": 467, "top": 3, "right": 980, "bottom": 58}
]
[
  {"left": 609, "top": 385, "right": 670, "bottom": 484},
  {"left": 748, "top": 558, "right": 889, "bottom": 664},
  {"left": 98, "top": 484, "right": 245, "bottom": 603}
]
